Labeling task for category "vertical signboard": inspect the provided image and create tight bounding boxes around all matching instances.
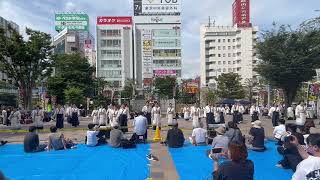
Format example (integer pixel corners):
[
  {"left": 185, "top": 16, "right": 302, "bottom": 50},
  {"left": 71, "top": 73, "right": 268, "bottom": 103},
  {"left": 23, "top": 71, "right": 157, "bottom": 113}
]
[
  {"left": 142, "top": 29, "right": 153, "bottom": 86},
  {"left": 232, "top": 0, "right": 251, "bottom": 27},
  {"left": 55, "top": 13, "right": 89, "bottom": 32}
]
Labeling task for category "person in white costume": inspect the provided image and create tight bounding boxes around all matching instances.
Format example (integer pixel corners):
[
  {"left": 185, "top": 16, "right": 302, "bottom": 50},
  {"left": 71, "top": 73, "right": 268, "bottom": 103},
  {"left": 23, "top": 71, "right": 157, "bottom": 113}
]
[
  {"left": 9, "top": 108, "right": 21, "bottom": 130},
  {"left": 98, "top": 107, "right": 107, "bottom": 126},
  {"left": 295, "top": 101, "right": 306, "bottom": 127},
  {"left": 152, "top": 102, "right": 161, "bottom": 130},
  {"left": 167, "top": 103, "right": 176, "bottom": 126},
  {"left": 191, "top": 104, "right": 201, "bottom": 128},
  {"left": 91, "top": 107, "right": 99, "bottom": 125},
  {"left": 32, "top": 106, "right": 44, "bottom": 129}
]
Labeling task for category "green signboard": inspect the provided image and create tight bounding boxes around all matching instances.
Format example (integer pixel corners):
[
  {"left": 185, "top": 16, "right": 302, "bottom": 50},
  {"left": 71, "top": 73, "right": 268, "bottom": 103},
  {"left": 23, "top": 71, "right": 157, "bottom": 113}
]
[{"left": 55, "top": 13, "right": 89, "bottom": 32}]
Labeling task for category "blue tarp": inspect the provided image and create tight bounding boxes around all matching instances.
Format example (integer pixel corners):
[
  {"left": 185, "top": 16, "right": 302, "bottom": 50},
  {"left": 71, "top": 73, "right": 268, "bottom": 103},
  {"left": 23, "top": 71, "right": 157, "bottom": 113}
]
[
  {"left": 169, "top": 141, "right": 293, "bottom": 180},
  {"left": 0, "top": 144, "right": 150, "bottom": 180}
]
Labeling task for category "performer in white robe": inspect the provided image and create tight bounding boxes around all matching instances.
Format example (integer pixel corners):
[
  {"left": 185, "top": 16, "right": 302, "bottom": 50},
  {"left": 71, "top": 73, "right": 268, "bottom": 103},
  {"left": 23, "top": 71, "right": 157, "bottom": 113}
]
[
  {"left": 9, "top": 108, "right": 21, "bottom": 130},
  {"left": 54, "top": 105, "right": 64, "bottom": 129},
  {"left": 1, "top": 108, "right": 7, "bottom": 126},
  {"left": 205, "top": 104, "right": 215, "bottom": 126},
  {"left": 250, "top": 104, "right": 260, "bottom": 122},
  {"left": 91, "top": 107, "right": 99, "bottom": 125},
  {"left": 152, "top": 103, "right": 161, "bottom": 130},
  {"left": 98, "top": 107, "right": 107, "bottom": 126},
  {"left": 111, "top": 106, "right": 119, "bottom": 127},
  {"left": 287, "top": 106, "right": 295, "bottom": 120},
  {"left": 191, "top": 105, "right": 201, "bottom": 128},
  {"left": 183, "top": 106, "right": 190, "bottom": 121},
  {"left": 214, "top": 106, "right": 221, "bottom": 124},
  {"left": 167, "top": 103, "right": 176, "bottom": 126},
  {"left": 295, "top": 102, "right": 306, "bottom": 126},
  {"left": 142, "top": 102, "right": 152, "bottom": 125},
  {"left": 32, "top": 106, "right": 44, "bottom": 129},
  {"left": 118, "top": 104, "right": 130, "bottom": 132}
]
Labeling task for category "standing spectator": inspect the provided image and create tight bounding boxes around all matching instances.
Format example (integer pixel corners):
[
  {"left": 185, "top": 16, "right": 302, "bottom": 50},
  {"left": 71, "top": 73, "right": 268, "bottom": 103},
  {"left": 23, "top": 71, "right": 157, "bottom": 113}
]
[
  {"left": 70, "top": 104, "right": 80, "bottom": 127},
  {"left": 189, "top": 123, "right": 207, "bottom": 146},
  {"left": 248, "top": 121, "right": 266, "bottom": 151},
  {"left": 210, "top": 142, "right": 254, "bottom": 180},
  {"left": 191, "top": 104, "right": 201, "bottom": 128},
  {"left": 118, "top": 104, "right": 130, "bottom": 133},
  {"left": 250, "top": 104, "right": 260, "bottom": 122},
  {"left": 287, "top": 106, "right": 295, "bottom": 120},
  {"left": 23, "top": 126, "right": 46, "bottom": 153},
  {"left": 205, "top": 104, "right": 215, "bottom": 128},
  {"left": 165, "top": 123, "right": 185, "bottom": 148},
  {"left": 1, "top": 107, "right": 7, "bottom": 126},
  {"left": 183, "top": 105, "right": 190, "bottom": 121},
  {"left": 98, "top": 107, "right": 107, "bottom": 126}
]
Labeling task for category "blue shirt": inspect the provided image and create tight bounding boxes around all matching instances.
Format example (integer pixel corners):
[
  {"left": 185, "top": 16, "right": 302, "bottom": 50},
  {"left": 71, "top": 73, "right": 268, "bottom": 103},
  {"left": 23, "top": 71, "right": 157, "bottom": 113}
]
[{"left": 133, "top": 115, "right": 148, "bottom": 135}]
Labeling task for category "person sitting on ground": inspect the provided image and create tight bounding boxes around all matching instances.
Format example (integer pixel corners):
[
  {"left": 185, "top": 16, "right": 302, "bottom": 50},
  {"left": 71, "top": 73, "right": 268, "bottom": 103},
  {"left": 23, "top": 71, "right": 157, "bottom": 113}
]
[
  {"left": 131, "top": 111, "right": 148, "bottom": 143},
  {"left": 165, "top": 123, "right": 185, "bottom": 148},
  {"left": 273, "top": 119, "right": 286, "bottom": 143},
  {"left": 225, "top": 121, "right": 244, "bottom": 144},
  {"left": 210, "top": 141, "right": 254, "bottom": 180},
  {"left": 0, "top": 170, "right": 9, "bottom": 180},
  {"left": 86, "top": 123, "right": 106, "bottom": 147},
  {"left": 292, "top": 133, "right": 320, "bottom": 180},
  {"left": 211, "top": 126, "right": 229, "bottom": 153},
  {"left": 207, "top": 130, "right": 216, "bottom": 145},
  {"left": 109, "top": 125, "right": 125, "bottom": 148},
  {"left": 0, "top": 139, "right": 8, "bottom": 146},
  {"left": 285, "top": 123, "right": 305, "bottom": 145},
  {"left": 189, "top": 123, "right": 207, "bottom": 146},
  {"left": 248, "top": 120, "right": 266, "bottom": 151},
  {"left": 48, "top": 126, "right": 74, "bottom": 151},
  {"left": 23, "top": 126, "right": 46, "bottom": 153}
]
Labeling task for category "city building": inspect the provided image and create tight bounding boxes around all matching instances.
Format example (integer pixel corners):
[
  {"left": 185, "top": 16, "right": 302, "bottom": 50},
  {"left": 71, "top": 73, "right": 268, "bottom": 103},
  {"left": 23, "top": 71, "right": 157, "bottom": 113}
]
[
  {"left": 96, "top": 16, "right": 133, "bottom": 89},
  {"left": 53, "top": 28, "right": 83, "bottom": 55},
  {"left": 0, "top": 16, "right": 19, "bottom": 82},
  {"left": 85, "top": 49, "right": 97, "bottom": 67},
  {"left": 133, "top": 0, "right": 182, "bottom": 88},
  {"left": 200, "top": 0, "right": 258, "bottom": 87}
]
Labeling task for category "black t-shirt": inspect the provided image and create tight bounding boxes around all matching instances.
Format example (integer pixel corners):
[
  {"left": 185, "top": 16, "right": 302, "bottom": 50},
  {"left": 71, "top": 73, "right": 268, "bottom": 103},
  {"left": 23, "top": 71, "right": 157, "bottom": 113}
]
[
  {"left": 166, "top": 128, "right": 185, "bottom": 148},
  {"left": 23, "top": 132, "right": 40, "bottom": 153},
  {"left": 215, "top": 160, "right": 254, "bottom": 180},
  {"left": 249, "top": 127, "right": 265, "bottom": 148}
]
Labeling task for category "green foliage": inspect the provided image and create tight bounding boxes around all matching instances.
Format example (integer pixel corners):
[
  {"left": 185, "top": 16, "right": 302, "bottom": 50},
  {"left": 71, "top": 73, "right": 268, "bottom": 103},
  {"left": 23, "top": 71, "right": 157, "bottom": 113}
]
[
  {"left": 255, "top": 24, "right": 320, "bottom": 106},
  {"left": 201, "top": 88, "right": 217, "bottom": 105},
  {"left": 47, "top": 53, "right": 95, "bottom": 104},
  {"left": 121, "top": 79, "right": 134, "bottom": 99},
  {"left": 154, "top": 76, "right": 177, "bottom": 99},
  {"left": 215, "top": 73, "right": 245, "bottom": 99},
  {"left": 244, "top": 78, "right": 258, "bottom": 102},
  {"left": 91, "top": 95, "right": 111, "bottom": 108},
  {"left": 0, "top": 27, "right": 53, "bottom": 110},
  {"left": 64, "top": 87, "right": 84, "bottom": 106}
]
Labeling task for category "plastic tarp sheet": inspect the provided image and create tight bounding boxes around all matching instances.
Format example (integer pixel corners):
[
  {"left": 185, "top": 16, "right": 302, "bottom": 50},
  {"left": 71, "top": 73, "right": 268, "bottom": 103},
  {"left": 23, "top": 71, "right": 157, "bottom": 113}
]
[
  {"left": 0, "top": 144, "right": 150, "bottom": 180},
  {"left": 169, "top": 141, "right": 293, "bottom": 180}
]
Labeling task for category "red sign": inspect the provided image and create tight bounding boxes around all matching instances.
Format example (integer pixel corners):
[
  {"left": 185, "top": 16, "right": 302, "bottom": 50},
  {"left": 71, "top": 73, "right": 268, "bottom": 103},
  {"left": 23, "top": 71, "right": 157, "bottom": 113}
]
[
  {"left": 143, "top": 78, "right": 153, "bottom": 86},
  {"left": 97, "top": 16, "right": 132, "bottom": 25},
  {"left": 232, "top": 0, "right": 251, "bottom": 27}
]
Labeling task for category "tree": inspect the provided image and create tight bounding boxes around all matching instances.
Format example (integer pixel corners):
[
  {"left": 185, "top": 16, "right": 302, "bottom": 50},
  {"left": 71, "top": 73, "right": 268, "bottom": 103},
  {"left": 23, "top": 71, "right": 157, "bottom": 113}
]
[
  {"left": 255, "top": 24, "right": 320, "bottom": 107},
  {"left": 215, "top": 73, "right": 245, "bottom": 99},
  {"left": 64, "top": 87, "right": 84, "bottom": 106},
  {"left": 0, "top": 27, "right": 53, "bottom": 110},
  {"left": 153, "top": 76, "right": 177, "bottom": 99},
  {"left": 244, "top": 78, "right": 258, "bottom": 103},
  {"left": 121, "top": 79, "right": 135, "bottom": 99},
  {"left": 201, "top": 88, "right": 217, "bottom": 105},
  {"left": 47, "top": 54, "right": 95, "bottom": 104}
]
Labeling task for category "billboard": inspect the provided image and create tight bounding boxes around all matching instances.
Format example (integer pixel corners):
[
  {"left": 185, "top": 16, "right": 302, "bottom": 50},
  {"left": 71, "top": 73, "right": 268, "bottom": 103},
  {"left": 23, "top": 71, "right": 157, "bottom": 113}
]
[
  {"left": 55, "top": 13, "right": 89, "bottom": 31},
  {"left": 134, "top": 0, "right": 181, "bottom": 16},
  {"left": 232, "top": 0, "right": 251, "bottom": 27},
  {"left": 134, "top": 16, "right": 180, "bottom": 24},
  {"left": 142, "top": 29, "right": 154, "bottom": 82},
  {"left": 97, "top": 16, "right": 132, "bottom": 25},
  {"left": 154, "top": 70, "right": 176, "bottom": 76}
]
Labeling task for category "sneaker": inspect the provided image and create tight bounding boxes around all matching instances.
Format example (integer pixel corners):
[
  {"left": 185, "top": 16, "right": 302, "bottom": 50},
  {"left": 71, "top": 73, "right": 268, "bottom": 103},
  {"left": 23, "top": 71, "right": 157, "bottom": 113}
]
[
  {"left": 146, "top": 154, "right": 159, "bottom": 161},
  {"left": 276, "top": 164, "right": 284, "bottom": 168},
  {"left": 71, "top": 146, "right": 77, "bottom": 149}
]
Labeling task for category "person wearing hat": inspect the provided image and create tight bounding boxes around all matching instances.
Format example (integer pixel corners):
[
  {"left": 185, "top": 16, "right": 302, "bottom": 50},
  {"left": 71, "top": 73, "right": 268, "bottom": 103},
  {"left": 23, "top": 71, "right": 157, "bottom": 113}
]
[
  {"left": 248, "top": 121, "right": 266, "bottom": 152},
  {"left": 211, "top": 126, "right": 229, "bottom": 154},
  {"left": 189, "top": 123, "right": 207, "bottom": 146}
]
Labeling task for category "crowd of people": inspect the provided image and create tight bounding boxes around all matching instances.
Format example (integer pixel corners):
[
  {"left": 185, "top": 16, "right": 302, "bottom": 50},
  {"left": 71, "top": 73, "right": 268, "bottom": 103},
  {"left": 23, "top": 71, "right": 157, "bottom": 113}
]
[{"left": 1, "top": 100, "right": 320, "bottom": 180}]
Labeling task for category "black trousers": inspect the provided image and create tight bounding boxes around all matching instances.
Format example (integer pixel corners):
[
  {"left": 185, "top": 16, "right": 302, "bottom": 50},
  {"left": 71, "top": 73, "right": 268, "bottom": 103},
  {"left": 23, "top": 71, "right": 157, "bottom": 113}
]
[
  {"left": 145, "top": 113, "right": 151, "bottom": 125},
  {"left": 206, "top": 113, "right": 214, "bottom": 127},
  {"left": 233, "top": 111, "right": 240, "bottom": 123},
  {"left": 272, "top": 112, "right": 279, "bottom": 127},
  {"left": 56, "top": 114, "right": 64, "bottom": 129},
  {"left": 251, "top": 112, "right": 259, "bottom": 122},
  {"left": 119, "top": 114, "right": 128, "bottom": 133}
]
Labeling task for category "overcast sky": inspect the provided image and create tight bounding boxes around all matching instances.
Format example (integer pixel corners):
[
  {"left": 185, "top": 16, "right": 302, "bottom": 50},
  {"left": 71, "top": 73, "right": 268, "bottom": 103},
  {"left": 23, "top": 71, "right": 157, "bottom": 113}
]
[{"left": 0, "top": 0, "right": 319, "bottom": 78}]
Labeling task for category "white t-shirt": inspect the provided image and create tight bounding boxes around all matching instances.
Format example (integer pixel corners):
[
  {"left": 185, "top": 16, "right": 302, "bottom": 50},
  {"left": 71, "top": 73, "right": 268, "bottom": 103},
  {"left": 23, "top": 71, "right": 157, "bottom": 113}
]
[
  {"left": 273, "top": 124, "right": 286, "bottom": 139},
  {"left": 86, "top": 130, "right": 99, "bottom": 146},
  {"left": 292, "top": 156, "right": 320, "bottom": 180},
  {"left": 192, "top": 128, "right": 207, "bottom": 144}
]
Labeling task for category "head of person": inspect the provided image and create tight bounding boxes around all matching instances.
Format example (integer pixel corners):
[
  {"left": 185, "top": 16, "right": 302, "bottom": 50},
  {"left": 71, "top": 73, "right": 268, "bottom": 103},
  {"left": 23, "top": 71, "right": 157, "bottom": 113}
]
[
  {"left": 172, "top": 122, "right": 178, "bottom": 129},
  {"left": 36, "top": 105, "right": 40, "bottom": 110},
  {"left": 169, "top": 103, "right": 172, "bottom": 108},
  {"left": 146, "top": 101, "right": 149, "bottom": 106},
  {"left": 113, "top": 125, "right": 119, "bottom": 129},
  {"left": 228, "top": 121, "right": 238, "bottom": 130},
  {"left": 208, "top": 130, "right": 216, "bottom": 139},
  {"left": 307, "top": 133, "right": 320, "bottom": 156},
  {"left": 138, "top": 111, "right": 144, "bottom": 116},
  {"left": 279, "top": 119, "right": 285, "bottom": 125},
  {"left": 215, "top": 126, "right": 226, "bottom": 135},
  {"left": 50, "top": 126, "right": 58, "bottom": 133},
  {"left": 155, "top": 102, "right": 159, "bottom": 107},
  {"left": 228, "top": 141, "right": 248, "bottom": 162},
  {"left": 29, "top": 126, "right": 37, "bottom": 133},
  {"left": 286, "top": 123, "right": 297, "bottom": 133},
  {"left": 299, "top": 101, "right": 304, "bottom": 106},
  {"left": 88, "top": 123, "right": 95, "bottom": 130},
  {"left": 121, "top": 104, "right": 125, "bottom": 109},
  {"left": 252, "top": 120, "right": 262, "bottom": 129}
]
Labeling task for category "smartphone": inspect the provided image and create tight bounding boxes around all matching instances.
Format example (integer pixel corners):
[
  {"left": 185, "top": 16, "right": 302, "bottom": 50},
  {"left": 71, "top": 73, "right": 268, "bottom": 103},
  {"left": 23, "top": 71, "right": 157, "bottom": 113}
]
[{"left": 211, "top": 148, "right": 223, "bottom": 154}]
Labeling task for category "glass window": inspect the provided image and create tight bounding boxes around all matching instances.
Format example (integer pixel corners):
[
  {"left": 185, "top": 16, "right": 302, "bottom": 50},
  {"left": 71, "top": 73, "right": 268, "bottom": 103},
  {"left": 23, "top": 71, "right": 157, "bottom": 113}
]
[
  {"left": 218, "top": 68, "right": 221, "bottom": 72},
  {"left": 218, "top": 54, "right": 221, "bottom": 57},
  {"left": 233, "top": 53, "right": 236, "bottom": 57},
  {"left": 233, "top": 39, "right": 235, "bottom": 42},
  {"left": 218, "top": 39, "right": 221, "bottom": 43},
  {"left": 228, "top": 53, "right": 231, "bottom": 57},
  {"left": 228, "top": 46, "right": 231, "bottom": 50},
  {"left": 153, "top": 49, "right": 181, "bottom": 57},
  {"left": 223, "top": 39, "right": 225, "bottom": 43},
  {"left": 152, "top": 29, "right": 180, "bottom": 37},
  {"left": 218, "top": 46, "right": 221, "bottom": 50},
  {"left": 101, "top": 40, "right": 107, "bottom": 47},
  {"left": 228, "top": 61, "right": 231, "bottom": 64},
  {"left": 228, "top": 39, "right": 231, "bottom": 42},
  {"left": 223, "top": 68, "right": 226, "bottom": 72},
  {"left": 223, "top": 46, "right": 226, "bottom": 50},
  {"left": 223, "top": 54, "right": 226, "bottom": 57},
  {"left": 218, "top": 61, "right": 221, "bottom": 65},
  {"left": 223, "top": 61, "right": 226, "bottom": 64},
  {"left": 106, "top": 30, "right": 121, "bottom": 37},
  {"left": 233, "top": 46, "right": 236, "bottom": 49},
  {"left": 101, "top": 30, "right": 107, "bottom": 37},
  {"left": 106, "top": 40, "right": 121, "bottom": 48}
]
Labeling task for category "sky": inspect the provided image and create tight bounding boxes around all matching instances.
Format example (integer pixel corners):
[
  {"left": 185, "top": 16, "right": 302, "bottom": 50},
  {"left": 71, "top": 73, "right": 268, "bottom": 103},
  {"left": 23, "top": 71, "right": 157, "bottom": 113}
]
[{"left": 0, "top": 0, "right": 319, "bottom": 78}]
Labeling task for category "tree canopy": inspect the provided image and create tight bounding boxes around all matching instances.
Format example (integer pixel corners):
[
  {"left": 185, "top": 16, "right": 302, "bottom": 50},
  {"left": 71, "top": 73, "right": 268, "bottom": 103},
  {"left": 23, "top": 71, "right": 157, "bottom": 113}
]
[
  {"left": 153, "top": 76, "right": 177, "bottom": 99},
  {"left": 0, "top": 27, "right": 53, "bottom": 110},
  {"left": 255, "top": 23, "right": 320, "bottom": 106},
  {"left": 215, "top": 73, "right": 245, "bottom": 99}
]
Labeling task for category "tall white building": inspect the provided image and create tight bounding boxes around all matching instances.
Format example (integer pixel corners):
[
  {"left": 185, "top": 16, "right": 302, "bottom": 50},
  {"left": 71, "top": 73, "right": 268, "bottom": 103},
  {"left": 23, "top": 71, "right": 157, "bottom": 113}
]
[
  {"left": 134, "top": 0, "right": 182, "bottom": 88},
  {"left": 200, "top": 25, "right": 258, "bottom": 87},
  {"left": 96, "top": 16, "right": 133, "bottom": 89}
]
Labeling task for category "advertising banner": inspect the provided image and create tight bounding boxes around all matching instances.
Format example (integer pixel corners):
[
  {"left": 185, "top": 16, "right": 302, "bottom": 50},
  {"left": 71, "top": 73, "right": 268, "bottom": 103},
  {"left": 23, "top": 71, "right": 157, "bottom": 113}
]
[
  {"left": 142, "top": 29, "right": 153, "bottom": 81},
  {"left": 154, "top": 70, "right": 176, "bottom": 76},
  {"left": 134, "top": 16, "right": 181, "bottom": 24},
  {"left": 232, "top": 0, "right": 251, "bottom": 27},
  {"left": 55, "top": 13, "right": 89, "bottom": 31},
  {"left": 134, "top": 0, "right": 181, "bottom": 16},
  {"left": 97, "top": 16, "right": 132, "bottom": 25}
]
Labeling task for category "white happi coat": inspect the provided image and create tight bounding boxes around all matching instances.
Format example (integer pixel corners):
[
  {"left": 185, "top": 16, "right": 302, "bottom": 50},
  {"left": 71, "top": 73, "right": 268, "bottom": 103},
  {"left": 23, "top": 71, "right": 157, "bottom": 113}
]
[
  {"left": 32, "top": 109, "right": 44, "bottom": 128},
  {"left": 295, "top": 105, "right": 306, "bottom": 126},
  {"left": 91, "top": 109, "right": 99, "bottom": 124},
  {"left": 167, "top": 107, "right": 175, "bottom": 125},
  {"left": 191, "top": 107, "right": 201, "bottom": 128},
  {"left": 152, "top": 106, "right": 161, "bottom": 127}
]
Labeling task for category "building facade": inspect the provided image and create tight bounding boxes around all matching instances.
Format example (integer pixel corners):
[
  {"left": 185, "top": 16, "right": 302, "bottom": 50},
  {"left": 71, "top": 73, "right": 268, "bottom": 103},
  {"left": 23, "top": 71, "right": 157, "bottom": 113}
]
[
  {"left": 53, "top": 28, "right": 83, "bottom": 55},
  {"left": 200, "top": 25, "right": 259, "bottom": 87},
  {"left": 0, "top": 16, "right": 19, "bottom": 82},
  {"left": 134, "top": 0, "right": 182, "bottom": 88},
  {"left": 96, "top": 16, "right": 133, "bottom": 89}
]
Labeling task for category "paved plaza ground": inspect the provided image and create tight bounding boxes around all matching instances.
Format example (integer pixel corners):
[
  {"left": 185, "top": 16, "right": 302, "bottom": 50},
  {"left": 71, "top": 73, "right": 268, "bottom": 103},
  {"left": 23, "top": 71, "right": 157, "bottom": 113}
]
[{"left": 1, "top": 115, "right": 320, "bottom": 180}]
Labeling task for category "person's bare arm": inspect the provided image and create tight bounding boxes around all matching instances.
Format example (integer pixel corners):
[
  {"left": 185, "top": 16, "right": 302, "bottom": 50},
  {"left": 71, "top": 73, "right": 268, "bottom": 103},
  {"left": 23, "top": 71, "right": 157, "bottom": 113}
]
[
  {"left": 61, "top": 134, "right": 67, "bottom": 150},
  {"left": 48, "top": 137, "right": 52, "bottom": 151},
  {"left": 192, "top": 136, "right": 197, "bottom": 146}
]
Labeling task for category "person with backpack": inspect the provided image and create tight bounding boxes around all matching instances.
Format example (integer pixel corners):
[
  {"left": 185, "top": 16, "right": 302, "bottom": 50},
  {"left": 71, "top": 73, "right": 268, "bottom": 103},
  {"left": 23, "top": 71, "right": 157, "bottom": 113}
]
[{"left": 225, "top": 121, "right": 244, "bottom": 143}]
